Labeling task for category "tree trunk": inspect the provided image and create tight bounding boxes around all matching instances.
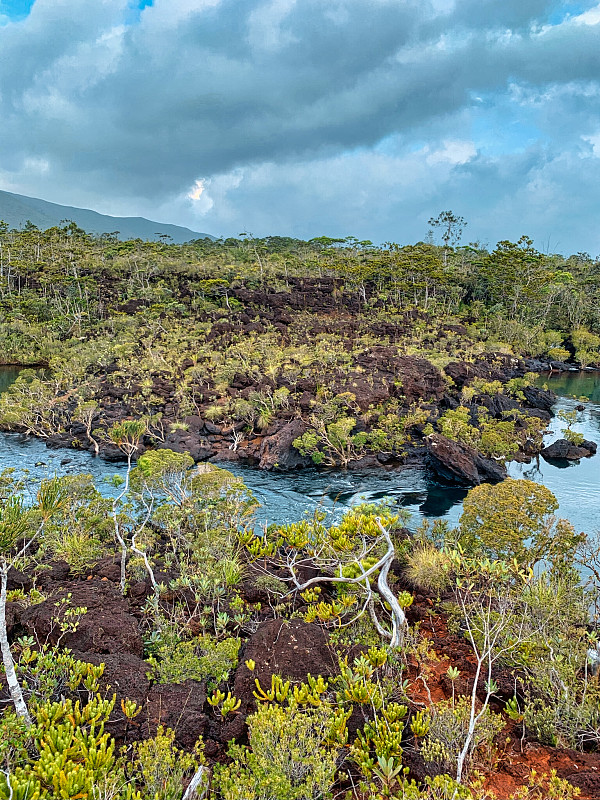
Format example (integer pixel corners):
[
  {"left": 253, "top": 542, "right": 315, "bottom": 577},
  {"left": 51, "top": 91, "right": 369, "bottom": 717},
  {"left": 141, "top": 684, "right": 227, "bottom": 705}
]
[
  {"left": 0, "top": 562, "right": 32, "bottom": 726},
  {"left": 182, "top": 765, "right": 210, "bottom": 799}
]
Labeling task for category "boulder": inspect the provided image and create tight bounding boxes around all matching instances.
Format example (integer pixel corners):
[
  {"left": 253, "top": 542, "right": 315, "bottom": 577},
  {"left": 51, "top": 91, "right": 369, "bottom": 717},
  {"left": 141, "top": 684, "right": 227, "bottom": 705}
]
[
  {"left": 91, "top": 556, "right": 122, "bottom": 582},
  {"left": 258, "top": 418, "right": 312, "bottom": 470},
  {"left": 72, "top": 651, "right": 150, "bottom": 740},
  {"left": 144, "top": 680, "right": 208, "bottom": 749},
  {"left": 5, "top": 602, "right": 23, "bottom": 637},
  {"left": 426, "top": 434, "right": 507, "bottom": 486},
  {"left": 20, "top": 579, "right": 143, "bottom": 657},
  {"left": 444, "top": 360, "right": 506, "bottom": 390},
  {"left": 541, "top": 438, "right": 597, "bottom": 461},
  {"left": 226, "top": 619, "right": 338, "bottom": 739},
  {"left": 521, "top": 385, "right": 556, "bottom": 413},
  {"left": 5, "top": 566, "right": 32, "bottom": 593},
  {"left": 157, "top": 433, "right": 215, "bottom": 461}
]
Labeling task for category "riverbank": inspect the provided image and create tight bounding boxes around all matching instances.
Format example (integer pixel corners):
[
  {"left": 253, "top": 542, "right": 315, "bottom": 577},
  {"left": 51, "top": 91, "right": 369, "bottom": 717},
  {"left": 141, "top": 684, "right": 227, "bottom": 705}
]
[
  {"left": 0, "top": 350, "right": 559, "bottom": 488},
  {"left": 1, "top": 367, "right": 598, "bottom": 536}
]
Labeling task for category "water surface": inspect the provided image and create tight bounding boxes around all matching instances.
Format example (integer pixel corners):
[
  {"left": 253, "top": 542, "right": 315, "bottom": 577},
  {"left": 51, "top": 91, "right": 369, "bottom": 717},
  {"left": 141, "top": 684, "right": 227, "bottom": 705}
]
[{"left": 0, "top": 367, "right": 598, "bottom": 532}]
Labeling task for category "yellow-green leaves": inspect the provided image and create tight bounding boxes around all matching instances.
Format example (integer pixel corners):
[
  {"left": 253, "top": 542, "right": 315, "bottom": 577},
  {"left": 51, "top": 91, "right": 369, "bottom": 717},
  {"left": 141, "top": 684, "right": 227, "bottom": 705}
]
[
  {"left": 0, "top": 496, "right": 29, "bottom": 554},
  {"left": 458, "top": 478, "right": 580, "bottom": 567}
]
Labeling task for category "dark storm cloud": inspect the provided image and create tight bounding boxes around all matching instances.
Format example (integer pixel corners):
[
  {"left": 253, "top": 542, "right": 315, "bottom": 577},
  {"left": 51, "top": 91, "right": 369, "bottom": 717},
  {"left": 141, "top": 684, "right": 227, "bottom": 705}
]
[{"left": 1, "top": 0, "right": 600, "bottom": 252}]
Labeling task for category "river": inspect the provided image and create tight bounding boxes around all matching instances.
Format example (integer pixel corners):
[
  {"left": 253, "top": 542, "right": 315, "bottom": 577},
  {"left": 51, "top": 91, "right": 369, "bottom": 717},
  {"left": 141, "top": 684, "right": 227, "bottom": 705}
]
[{"left": 0, "top": 368, "right": 598, "bottom": 533}]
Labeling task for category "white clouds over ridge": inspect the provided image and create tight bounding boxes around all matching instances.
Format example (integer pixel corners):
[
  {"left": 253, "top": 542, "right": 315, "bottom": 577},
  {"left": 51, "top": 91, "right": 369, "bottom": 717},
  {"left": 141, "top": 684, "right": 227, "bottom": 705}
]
[{"left": 1, "top": 0, "right": 600, "bottom": 252}]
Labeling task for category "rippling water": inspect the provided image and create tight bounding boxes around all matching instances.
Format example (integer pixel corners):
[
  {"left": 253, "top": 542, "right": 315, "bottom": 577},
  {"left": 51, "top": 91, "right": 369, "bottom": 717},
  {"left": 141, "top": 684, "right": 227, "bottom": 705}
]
[
  {"left": 0, "top": 367, "right": 598, "bottom": 532},
  {"left": 508, "top": 372, "right": 600, "bottom": 535}
]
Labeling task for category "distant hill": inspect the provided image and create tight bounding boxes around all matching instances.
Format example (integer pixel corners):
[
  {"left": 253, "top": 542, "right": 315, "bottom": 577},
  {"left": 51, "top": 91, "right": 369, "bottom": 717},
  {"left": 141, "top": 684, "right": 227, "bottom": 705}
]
[{"left": 0, "top": 190, "right": 213, "bottom": 243}]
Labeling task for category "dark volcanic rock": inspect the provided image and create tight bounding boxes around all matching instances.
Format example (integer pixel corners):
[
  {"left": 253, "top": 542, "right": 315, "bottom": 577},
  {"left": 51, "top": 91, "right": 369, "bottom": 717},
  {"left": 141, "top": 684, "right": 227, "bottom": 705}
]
[
  {"left": 259, "top": 418, "right": 312, "bottom": 470},
  {"left": 228, "top": 619, "right": 338, "bottom": 736},
  {"left": 158, "top": 432, "right": 215, "bottom": 461},
  {"left": 392, "top": 355, "right": 447, "bottom": 403},
  {"left": 73, "top": 651, "right": 150, "bottom": 740},
  {"left": 426, "top": 434, "right": 507, "bottom": 485},
  {"left": 521, "top": 385, "right": 556, "bottom": 413},
  {"left": 5, "top": 566, "right": 32, "bottom": 592},
  {"left": 91, "top": 556, "right": 122, "bottom": 583},
  {"left": 541, "top": 438, "right": 596, "bottom": 461},
  {"left": 5, "top": 602, "right": 23, "bottom": 636},
  {"left": 144, "top": 680, "right": 207, "bottom": 749},
  {"left": 444, "top": 360, "right": 507, "bottom": 389},
  {"left": 21, "top": 580, "right": 143, "bottom": 657}
]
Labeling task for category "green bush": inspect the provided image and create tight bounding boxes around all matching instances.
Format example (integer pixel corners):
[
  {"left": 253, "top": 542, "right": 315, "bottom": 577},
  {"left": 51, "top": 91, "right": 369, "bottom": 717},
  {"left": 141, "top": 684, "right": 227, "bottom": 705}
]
[
  {"left": 421, "top": 696, "right": 504, "bottom": 778},
  {"left": 132, "top": 725, "right": 205, "bottom": 800},
  {"left": 146, "top": 633, "right": 240, "bottom": 688},
  {"left": 213, "top": 703, "right": 343, "bottom": 800},
  {"left": 404, "top": 544, "right": 451, "bottom": 594},
  {"left": 0, "top": 696, "right": 140, "bottom": 800}
]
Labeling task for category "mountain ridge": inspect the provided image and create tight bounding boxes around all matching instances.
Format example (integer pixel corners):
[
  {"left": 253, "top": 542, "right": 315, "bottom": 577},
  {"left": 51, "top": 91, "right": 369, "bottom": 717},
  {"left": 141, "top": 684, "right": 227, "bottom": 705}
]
[{"left": 0, "top": 189, "right": 213, "bottom": 243}]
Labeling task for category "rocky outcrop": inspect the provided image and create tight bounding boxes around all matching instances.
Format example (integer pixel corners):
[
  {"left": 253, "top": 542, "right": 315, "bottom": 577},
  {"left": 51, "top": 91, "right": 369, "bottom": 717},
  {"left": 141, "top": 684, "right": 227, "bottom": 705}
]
[
  {"left": 73, "top": 651, "right": 150, "bottom": 740},
  {"left": 20, "top": 580, "right": 143, "bottom": 657},
  {"left": 425, "top": 434, "right": 507, "bottom": 486},
  {"left": 541, "top": 438, "right": 597, "bottom": 461},
  {"left": 144, "top": 680, "right": 208, "bottom": 749},
  {"left": 221, "top": 619, "right": 338, "bottom": 741},
  {"left": 258, "top": 418, "right": 311, "bottom": 470},
  {"left": 521, "top": 385, "right": 556, "bottom": 414}
]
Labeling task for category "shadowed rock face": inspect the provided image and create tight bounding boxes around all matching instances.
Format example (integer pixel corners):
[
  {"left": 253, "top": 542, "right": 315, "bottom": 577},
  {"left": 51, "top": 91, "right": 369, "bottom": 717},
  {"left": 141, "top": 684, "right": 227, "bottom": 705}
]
[
  {"left": 425, "top": 433, "right": 507, "bottom": 486},
  {"left": 541, "top": 438, "right": 597, "bottom": 461},
  {"left": 144, "top": 680, "right": 208, "bottom": 749},
  {"left": 259, "top": 418, "right": 311, "bottom": 470},
  {"left": 70, "top": 651, "right": 151, "bottom": 741}
]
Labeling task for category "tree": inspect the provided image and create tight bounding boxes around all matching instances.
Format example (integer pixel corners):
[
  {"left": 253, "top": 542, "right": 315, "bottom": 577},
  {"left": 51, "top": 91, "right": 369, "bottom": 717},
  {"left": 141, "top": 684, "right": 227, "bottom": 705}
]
[
  {"left": 0, "top": 479, "right": 65, "bottom": 725},
  {"left": 446, "top": 553, "right": 534, "bottom": 783},
  {"left": 240, "top": 507, "right": 408, "bottom": 648},
  {"left": 107, "top": 419, "right": 148, "bottom": 593},
  {"left": 458, "top": 479, "right": 582, "bottom": 568},
  {"left": 477, "top": 236, "right": 554, "bottom": 322},
  {"left": 428, "top": 211, "right": 467, "bottom": 265}
]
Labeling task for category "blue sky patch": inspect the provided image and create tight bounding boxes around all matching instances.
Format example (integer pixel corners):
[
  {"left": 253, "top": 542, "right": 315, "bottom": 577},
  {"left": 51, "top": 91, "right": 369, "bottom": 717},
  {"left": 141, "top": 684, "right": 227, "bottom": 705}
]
[
  {"left": 0, "top": 0, "right": 34, "bottom": 21},
  {"left": 2, "top": 0, "right": 154, "bottom": 22}
]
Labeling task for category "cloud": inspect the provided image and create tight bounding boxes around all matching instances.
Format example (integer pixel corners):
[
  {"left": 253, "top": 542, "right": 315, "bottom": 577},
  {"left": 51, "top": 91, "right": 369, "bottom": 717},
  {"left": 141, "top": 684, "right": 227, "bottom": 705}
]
[{"left": 0, "top": 0, "right": 599, "bottom": 253}]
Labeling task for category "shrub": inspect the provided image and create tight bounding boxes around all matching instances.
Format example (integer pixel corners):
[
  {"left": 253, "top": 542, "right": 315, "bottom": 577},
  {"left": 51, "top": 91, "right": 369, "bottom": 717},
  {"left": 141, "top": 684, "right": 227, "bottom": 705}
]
[
  {"left": 458, "top": 479, "right": 582, "bottom": 567},
  {"left": 404, "top": 544, "right": 451, "bottom": 594},
  {"left": 0, "top": 696, "right": 140, "bottom": 800},
  {"left": 146, "top": 633, "right": 240, "bottom": 689},
  {"left": 421, "top": 696, "right": 504, "bottom": 778},
  {"left": 253, "top": 573, "right": 288, "bottom": 598},
  {"left": 132, "top": 725, "right": 205, "bottom": 800},
  {"left": 213, "top": 703, "right": 343, "bottom": 800}
]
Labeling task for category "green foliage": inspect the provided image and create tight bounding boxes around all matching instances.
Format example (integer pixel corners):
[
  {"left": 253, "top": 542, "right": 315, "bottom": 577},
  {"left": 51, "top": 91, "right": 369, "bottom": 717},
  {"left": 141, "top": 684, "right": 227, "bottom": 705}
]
[
  {"left": 146, "top": 632, "right": 240, "bottom": 688},
  {"left": 213, "top": 702, "right": 344, "bottom": 800},
  {"left": 12, "top": 642, "right": 103, "bottom": 707},
  {"left": 436, "top": 405, "right": 529, "bottom": 459},
  {"left": 557, "top": 409, "right": 585, "bottom": 445},
  {"left": 420, "top": 697, "right": 504, "bottom": 778},
  {"left": 572, "top": 327, "right": 600, "bottom": 367},
  {"left": 404, "top": 544, "right": 451, "bottom": 594},
  {"left": 0, "top": 496, "right": 29, "bottom": 554},
  {"left": 41, "top": 475, "right": 114, "bottom": 573},
  {"left": 458, "top": 479, "right": 582, "bottom": 567},
  {"left": 132, "top": 448, "right": 195, "bottom": 503},
  {"left": 0, "top": 695, "right": 140, "bottom": 800},
  {"left": 131, "top": 725, "right": 205, "bottom": 800}
]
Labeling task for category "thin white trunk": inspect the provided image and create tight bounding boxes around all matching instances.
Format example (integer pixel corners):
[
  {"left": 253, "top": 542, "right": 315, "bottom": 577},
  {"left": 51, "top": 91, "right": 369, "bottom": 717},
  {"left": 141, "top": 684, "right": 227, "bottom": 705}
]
[
  {"left": 0, "top": 562, "right": 32, "bottom": 726},
  {"left": 182, "top": 765, "right": 210, "bottom": 800},
  {"left": 113, "top": 452, "right": 133, "bottom": 594}
]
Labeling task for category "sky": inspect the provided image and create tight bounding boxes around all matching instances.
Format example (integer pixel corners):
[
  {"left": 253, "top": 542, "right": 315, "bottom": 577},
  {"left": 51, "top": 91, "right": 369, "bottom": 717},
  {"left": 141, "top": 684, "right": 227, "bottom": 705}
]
[{"left": 1, "top": 0, "right": 600, "bottom": 254}]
